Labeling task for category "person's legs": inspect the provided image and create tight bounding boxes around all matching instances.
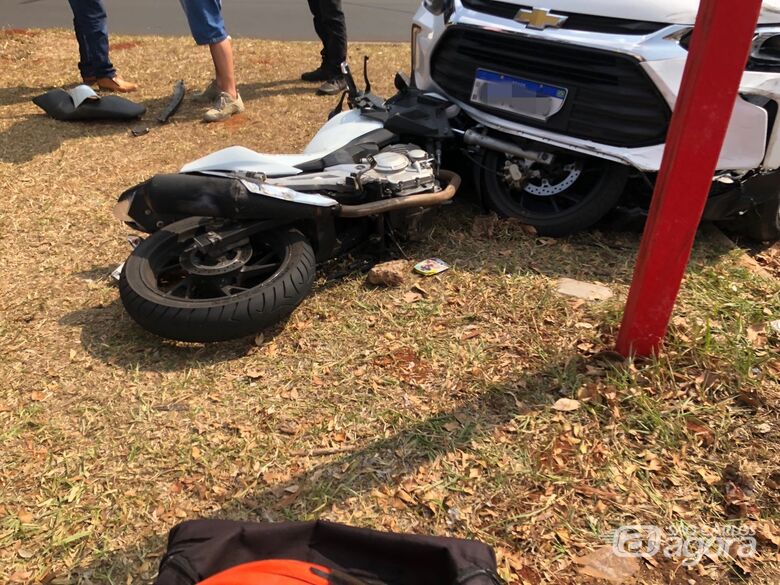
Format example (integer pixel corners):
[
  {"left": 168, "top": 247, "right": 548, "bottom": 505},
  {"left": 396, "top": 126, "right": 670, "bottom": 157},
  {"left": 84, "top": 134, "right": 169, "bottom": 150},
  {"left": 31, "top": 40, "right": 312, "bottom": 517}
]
[
  {"left": 310, "top": 0, "right": 347, "bottom": 95},
  {"left": 209, "top": 38, "right": 237, "bottom": 99},
  {"left": 307, "top": 0, "right": 327, "bottom": 66},
  {"left": 66, "top": 0, "right": 115, "bottom": 80},
  {"left": 317, "top": 0, "right": 347, "bottom": 75},
  {"left": 179, "top": 0, "right": 243, "bottom": 121}
]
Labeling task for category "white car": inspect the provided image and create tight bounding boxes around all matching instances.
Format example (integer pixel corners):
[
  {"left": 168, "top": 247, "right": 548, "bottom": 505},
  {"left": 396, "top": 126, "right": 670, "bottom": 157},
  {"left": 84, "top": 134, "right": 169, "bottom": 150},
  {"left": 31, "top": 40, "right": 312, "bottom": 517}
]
[{"left": 412, "top": 0, "right": 780, "bottom": 239}]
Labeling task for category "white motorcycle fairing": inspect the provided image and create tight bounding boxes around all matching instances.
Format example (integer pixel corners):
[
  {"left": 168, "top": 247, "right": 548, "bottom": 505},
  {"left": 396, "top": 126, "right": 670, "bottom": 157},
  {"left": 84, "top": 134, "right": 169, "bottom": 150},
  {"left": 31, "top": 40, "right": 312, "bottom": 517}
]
[{"left": 180, "top": 109, "right": 385, "bottom": 176}]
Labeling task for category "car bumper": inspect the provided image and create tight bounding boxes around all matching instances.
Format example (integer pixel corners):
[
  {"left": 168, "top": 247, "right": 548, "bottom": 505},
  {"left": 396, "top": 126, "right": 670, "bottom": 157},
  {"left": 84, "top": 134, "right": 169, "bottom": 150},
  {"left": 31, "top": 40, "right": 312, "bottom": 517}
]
[{"left": 412, "top": 3, "right": 779, "bottom": 173}]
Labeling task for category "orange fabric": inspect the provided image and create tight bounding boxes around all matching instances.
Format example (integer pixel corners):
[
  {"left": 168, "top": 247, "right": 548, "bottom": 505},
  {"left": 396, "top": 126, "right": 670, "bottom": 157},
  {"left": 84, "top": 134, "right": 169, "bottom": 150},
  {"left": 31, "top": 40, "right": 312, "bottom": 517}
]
[{"left": 197, "top": 560, "right": 331, "bottom": 585}]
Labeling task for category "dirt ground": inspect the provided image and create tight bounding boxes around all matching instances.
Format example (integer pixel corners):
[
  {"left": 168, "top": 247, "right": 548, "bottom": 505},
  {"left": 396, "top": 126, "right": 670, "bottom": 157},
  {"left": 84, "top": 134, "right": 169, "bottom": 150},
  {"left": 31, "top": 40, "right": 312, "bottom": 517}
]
[{"left": 1, "top": 29, "right": 779, "bottom": 585}]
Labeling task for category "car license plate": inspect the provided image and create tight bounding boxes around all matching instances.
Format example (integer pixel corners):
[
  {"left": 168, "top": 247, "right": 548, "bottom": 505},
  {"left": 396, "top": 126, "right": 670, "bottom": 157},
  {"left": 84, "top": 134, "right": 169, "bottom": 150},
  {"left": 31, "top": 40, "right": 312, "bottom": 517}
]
[{"left": 470, "top": 69, "right": 568, "bottom": 120}]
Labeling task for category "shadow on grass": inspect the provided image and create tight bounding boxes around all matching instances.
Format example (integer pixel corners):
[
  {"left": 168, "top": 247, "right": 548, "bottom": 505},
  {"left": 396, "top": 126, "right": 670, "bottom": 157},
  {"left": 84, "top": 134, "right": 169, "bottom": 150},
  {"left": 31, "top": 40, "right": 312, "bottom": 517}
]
[
  {"left": 59, "top": 299, "right": 260, "bottom": 372},
  {"left": 71, "top": 360, "right": 565, "bottom": 583},
  {"left": 0, "top": 85, "right": 44, "bottom": 108},
  {"left": 239, "top": 78, "right": 314, "bottom": 102}
]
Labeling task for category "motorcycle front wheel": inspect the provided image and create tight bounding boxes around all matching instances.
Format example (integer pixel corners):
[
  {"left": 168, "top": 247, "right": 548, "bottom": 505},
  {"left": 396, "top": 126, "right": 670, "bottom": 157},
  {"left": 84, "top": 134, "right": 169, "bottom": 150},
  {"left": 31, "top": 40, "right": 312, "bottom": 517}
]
[
  {"left": 480, "top": 150, "right": 629, "bottom": 237},
  {"left": 119, "top": 217, "right": 316, "bottom": 342}
]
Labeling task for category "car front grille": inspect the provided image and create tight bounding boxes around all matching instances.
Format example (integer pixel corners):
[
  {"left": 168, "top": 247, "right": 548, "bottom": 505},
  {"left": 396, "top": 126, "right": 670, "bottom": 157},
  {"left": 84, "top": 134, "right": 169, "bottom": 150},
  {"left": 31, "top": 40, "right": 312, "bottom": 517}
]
[
  {"left": 430, "top": 26, "right": 671, "bottom": 148},
  {"left": 460, "top": 0, "right": 667, "bottom": 35}
]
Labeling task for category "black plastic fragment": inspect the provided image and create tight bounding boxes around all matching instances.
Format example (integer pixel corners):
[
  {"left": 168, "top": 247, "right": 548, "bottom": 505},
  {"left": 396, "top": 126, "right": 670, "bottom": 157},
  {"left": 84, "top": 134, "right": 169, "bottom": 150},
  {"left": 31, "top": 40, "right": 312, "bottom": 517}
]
[{"left": 158, "top": 80, "right": 185, "bottom": 124}]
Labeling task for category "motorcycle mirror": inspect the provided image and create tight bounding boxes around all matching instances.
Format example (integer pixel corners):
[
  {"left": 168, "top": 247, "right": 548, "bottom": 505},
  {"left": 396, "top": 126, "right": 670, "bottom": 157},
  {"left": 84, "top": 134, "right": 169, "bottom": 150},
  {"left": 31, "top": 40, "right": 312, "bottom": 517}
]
[
  {"left": 340, "top": 61, "right": 360, "bottom": 102},
  {"left": 362, "top": 56, "right": 372, "bottom": 94}
]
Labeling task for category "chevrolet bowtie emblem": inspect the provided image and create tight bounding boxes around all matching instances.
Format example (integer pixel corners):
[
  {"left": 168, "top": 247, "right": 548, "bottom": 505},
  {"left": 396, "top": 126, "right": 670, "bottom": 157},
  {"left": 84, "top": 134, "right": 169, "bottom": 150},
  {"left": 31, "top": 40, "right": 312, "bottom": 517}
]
[{"left": 515, "top": 7, "right": 568, "bottom": 30}]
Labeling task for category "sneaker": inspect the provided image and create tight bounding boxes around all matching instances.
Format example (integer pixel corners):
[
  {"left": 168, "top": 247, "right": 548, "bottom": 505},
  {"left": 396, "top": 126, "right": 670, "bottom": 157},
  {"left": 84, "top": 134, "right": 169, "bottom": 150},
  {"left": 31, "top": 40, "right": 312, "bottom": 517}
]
[
  {"left": 194, "top": 79, "right": 220, "bottom": 103},
  {"left": 316, "top": 76, "right": 347, "bottom": 96},
  {"left": 301, "top": 65, "right": 332, "bottom": 82},
  {"left": 203, "top": 92, "right": 245, "bottom": 122}
]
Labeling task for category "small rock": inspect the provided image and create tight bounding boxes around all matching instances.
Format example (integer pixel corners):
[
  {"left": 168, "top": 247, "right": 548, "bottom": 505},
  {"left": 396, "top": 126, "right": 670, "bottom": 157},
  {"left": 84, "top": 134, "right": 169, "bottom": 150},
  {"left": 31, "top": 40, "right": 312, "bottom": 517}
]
[
  {"left": 367, "top": 260, "right": 409, "bottom": 287},
  {"left": 769, "top": 320, "right": 780, "bottom": 335},
  {"left": 557, "top": 278, "right": 614, "bottom": 302}
]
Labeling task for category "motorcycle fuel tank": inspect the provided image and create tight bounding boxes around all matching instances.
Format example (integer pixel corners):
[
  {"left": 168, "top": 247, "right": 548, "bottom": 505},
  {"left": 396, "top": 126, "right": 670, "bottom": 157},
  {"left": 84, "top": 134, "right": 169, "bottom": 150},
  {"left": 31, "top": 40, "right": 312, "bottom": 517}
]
[{"left": 180, "top": 109, "right": 385, "bottom": 177}]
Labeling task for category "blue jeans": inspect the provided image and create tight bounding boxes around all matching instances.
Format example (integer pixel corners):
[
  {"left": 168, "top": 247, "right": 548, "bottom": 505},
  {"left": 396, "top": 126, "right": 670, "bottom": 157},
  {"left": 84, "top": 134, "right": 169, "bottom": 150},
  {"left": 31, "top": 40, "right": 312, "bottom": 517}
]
[
  {"left": 67, "top": 0, "right": 116, "bottom": 79},
  {"left": 179, "top": 0, "right": 229, "bottom": 46}
]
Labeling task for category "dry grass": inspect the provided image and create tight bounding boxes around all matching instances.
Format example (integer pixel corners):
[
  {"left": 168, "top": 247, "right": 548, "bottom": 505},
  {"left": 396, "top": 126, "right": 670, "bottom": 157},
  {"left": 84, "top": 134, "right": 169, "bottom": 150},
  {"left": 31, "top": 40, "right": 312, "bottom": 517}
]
[{"left": 1, "top": 29, "right": 779, "bottom": 585}]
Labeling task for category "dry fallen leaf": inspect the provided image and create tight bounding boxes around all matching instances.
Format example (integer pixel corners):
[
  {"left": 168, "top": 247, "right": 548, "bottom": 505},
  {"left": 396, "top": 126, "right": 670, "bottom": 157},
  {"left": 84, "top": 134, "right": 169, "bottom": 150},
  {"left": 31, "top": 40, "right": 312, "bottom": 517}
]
[
  {"left": 696, "top": 467, "right": 721, "bottom": 486},
  {"left": 747, "top": 323, "right": 766, "bottom": 347},
  {"left": 574, "top": 545, "right": 640, "bottom": 583},
  {"left": 403, "top": 292, "right": 423, "bottom": 304},
  {"left": 552, "top": 398, "right": 581, "bottom": 412},
  {"left": 17, "top": 511, "right": 33, "bottom": 524}
]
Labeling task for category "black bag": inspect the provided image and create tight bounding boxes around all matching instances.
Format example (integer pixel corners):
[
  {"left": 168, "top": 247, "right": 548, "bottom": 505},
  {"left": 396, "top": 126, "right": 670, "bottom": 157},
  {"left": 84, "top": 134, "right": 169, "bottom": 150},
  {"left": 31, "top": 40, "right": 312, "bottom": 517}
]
[
  {"left": 155, "top": 519, "right": 502, "bottom": 585},
  {"left": 32, "top": 88, "right": 146, "bottom": 121}
]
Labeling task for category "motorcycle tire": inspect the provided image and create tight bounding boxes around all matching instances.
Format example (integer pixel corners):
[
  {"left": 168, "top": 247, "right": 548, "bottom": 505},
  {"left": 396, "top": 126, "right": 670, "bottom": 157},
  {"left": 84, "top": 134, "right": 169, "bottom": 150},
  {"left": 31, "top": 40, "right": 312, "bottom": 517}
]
[
  {"left": 119, "top": 218, "right": 316, "bottom": 343},
  {"left": 739, "top": 193, "right": 780, "bottom": 241},
  {"left": 480, "top": 150, "right": 629, "bottom": 237}
]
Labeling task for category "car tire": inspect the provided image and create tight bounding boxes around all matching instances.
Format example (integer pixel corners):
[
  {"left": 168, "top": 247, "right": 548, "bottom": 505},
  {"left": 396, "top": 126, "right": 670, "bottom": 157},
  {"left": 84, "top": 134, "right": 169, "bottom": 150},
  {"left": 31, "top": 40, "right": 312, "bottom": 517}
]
[{"left": 740, "top": 193, "right": 780, "bottom": 242}]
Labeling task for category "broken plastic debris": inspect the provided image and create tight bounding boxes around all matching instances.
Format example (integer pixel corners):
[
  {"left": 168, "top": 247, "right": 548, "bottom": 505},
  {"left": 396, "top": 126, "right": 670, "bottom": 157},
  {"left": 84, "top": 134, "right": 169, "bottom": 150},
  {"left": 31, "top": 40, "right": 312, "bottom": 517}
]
[
  {"left": 110, "top": 262, "right": 125, "bottom": 283},
  {"left": 414, "top": 258, "right": 450, "bottom": 277}
]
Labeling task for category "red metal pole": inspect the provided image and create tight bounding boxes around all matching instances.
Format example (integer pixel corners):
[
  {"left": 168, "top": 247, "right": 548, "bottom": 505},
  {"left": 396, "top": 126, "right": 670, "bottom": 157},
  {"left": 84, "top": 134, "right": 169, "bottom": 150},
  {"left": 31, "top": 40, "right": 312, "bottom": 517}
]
[{"left": 616, "top": 0, "right": 763, "bottom": 357}]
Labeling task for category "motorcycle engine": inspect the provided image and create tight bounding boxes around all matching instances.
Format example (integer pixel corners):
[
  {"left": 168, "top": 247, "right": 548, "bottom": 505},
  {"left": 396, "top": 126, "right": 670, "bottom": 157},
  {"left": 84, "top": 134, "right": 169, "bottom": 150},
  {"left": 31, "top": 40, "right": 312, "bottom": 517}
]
[{"left": 360, "top": 146, "right": 437, "bottom": 198}]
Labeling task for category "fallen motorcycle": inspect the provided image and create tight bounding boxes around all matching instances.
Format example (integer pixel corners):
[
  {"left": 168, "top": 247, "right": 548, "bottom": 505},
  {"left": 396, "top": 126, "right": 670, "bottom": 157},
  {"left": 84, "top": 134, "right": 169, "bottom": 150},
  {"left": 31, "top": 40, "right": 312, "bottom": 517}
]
[{"left": 113, "top": 63, "right": 462, "bottom": 342}]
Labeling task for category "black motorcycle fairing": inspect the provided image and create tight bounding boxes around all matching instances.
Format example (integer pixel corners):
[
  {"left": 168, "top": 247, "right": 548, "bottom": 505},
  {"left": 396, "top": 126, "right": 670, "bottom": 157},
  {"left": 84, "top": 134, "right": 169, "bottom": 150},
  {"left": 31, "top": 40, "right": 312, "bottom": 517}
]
[
  {"left": 702, "top": 169, "right": 780, "bottom": 221},
  {"left": 293, "top": 128, "right": 398, "bottom": 173},
  {"left": 380, "top": 89, "right": 454, "bottom": 140},
  {"left": 122, "top": 173, "right": 338, "bottom": 233}
]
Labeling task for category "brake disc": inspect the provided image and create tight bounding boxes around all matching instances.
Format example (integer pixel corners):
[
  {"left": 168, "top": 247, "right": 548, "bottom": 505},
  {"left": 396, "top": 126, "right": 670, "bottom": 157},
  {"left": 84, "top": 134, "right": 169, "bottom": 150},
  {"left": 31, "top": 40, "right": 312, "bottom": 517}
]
[
  {"left": 524, "top": 162, "right": 583, "bottom": 196},
  {"left": 180, "top": 244, "right": 253, "bottom": 277}
]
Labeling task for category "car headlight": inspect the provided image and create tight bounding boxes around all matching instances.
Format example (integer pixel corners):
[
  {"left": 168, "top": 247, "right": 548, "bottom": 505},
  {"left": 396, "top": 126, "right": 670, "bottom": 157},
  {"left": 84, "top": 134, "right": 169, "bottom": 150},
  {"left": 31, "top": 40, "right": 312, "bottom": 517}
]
[
  {"left": 675, "top": 26, "right": 780, "bottom": 73},
  {"left": 423, "top": 0, "right": 454, "bottom": 17},
  {"left": 748, "top": 30, "right": 780, "bottom": 71}
]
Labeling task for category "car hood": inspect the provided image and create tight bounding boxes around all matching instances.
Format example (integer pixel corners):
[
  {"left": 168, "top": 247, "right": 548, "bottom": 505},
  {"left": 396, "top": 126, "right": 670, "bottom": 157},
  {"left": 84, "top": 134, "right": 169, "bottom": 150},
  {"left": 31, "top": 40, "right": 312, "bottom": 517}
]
[{"left": 493, "top": 0, "right": 780, "bottom": 25}]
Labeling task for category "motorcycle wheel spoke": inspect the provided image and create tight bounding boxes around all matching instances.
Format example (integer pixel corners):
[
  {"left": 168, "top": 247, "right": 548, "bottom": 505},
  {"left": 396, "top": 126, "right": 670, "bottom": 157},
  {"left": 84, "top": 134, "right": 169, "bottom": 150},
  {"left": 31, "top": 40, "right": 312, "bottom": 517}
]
[
  {"left": 159, "top": 257, "right": 182, "bottom": 272},
  {"left": 515, "top": 190, "right": 527, "bottom": 211},
  {"left": 164, "top": 276, "right": 195, "bottom": 299},
  {"left": 558, "top": 192, "right": 581, "bottom": 204},
  {"left": 221, "top": 284, "right": 249, "bottom": 296},
  {"left": 239, "top": 259, "right": 280, "bottom": 283}
]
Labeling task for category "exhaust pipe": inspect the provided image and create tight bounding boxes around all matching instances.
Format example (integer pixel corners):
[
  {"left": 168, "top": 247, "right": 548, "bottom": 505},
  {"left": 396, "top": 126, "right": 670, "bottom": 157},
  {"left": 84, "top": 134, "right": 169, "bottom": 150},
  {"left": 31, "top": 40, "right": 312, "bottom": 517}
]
[
  {"left": 463, "top": 129, "right": 554, "bottom": 165},
  {"left": 337, "top": 171, "right": 461, "bottom": 218}
]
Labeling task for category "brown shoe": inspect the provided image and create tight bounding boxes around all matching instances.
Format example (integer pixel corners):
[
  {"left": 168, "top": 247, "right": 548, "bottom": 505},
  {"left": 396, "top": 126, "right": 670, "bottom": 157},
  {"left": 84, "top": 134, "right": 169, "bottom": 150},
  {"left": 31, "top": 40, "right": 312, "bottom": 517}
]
[
  {"left": 96, "top": 76, "right": 138, "bottom": 93},
  {"left": 82, "top": 76, "right": 97, "bottom": 86}
]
